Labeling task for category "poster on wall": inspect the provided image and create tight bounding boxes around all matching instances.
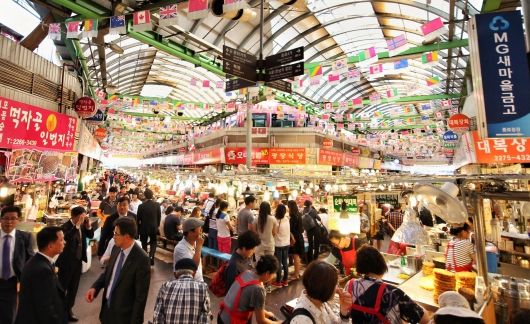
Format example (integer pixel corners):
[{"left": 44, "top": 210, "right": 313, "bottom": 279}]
[
  {"left": 333, "top": 195, "right": 358, "bottom": 212},
  {"left": 0, "top": 96, "right": 77, "bottom": 151},
  {"left": 6, "top": 149, "right": 78, "bottom": 182}
]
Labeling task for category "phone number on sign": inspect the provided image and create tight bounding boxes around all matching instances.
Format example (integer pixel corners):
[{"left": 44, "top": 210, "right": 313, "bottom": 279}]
[
  {"left": 493, "top": 154, "right": 530, "bottom": 162},
  {"left": 7, "top": 138, "right": 37, "bottom": 146}
]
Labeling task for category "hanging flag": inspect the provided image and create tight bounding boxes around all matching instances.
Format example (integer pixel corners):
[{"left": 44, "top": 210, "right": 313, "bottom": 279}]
[
  {"left": 420, "top": 17, "right": 448, "bottom": 42},
  {"left": 309, "top": 77, "right": 320, "bottom": 86},
  {"left": 339, "top": 101, "right": 348, "bottom": 109},
  {"left": 132, "top": 10, "right": 152, "bottom": 32},
  {"left": 202, "top": 80, "right": 210, "bottom": 88},
  {"left": 323, "top": 102, "right": 333, "bottom": 111},
  {"left": 109, "top": 15, "right": 126, "bottom": 35},
  {"left": 216, "top": 81, "right": 224, "bottom": 89},
  {"left": 402, "top": 105, "right": 414, "bottom": 114},
  {"left": 188, "top": 0, "right": 210, "bottom": 20},
  {"left": 373, "top": 110, "right": 382, "bottom": 118},
  {"left": 421, "top": 115, "right": 430, "bottom": 123},
  {"left": 332, "top": 58, "right": 348, "bottom": 74},
  {"left": 369, "top": 93, "right": 382, "bottom": 105},
  {"left": 190, "top": 78, "right": 198, "bottom": 86},
  {"left": 292, "top": 78, "right": 304, "bottom": 90},
  {"left": 327, "top": 73, "right": 340, "bottom": 85},
  {"left": 159, "top": 4, "right": 178, "bottom": 27},
  {"left": 356, "top": 47, "right": 377, "bottom": 66},
  {"left": 426, "top": 76, "right": 441, "bottom": 86},
  {"left": 82, "top": 19, "right": 98, "bottom": 38},
  {"left": 386, "top": 34, "right": 410, "bottom": 56},
  {"left": 386, "top": 88, "right": 399, "bottom": 99},
  {"left": 347, "top": 67, "right": 360, "bottom": 81},
  {"left": 66, "top": 21, "right": 81, "bottom": 39},
  {"left": 352, "top": 97, "right": 363, "bottom": 109},
  {"left": 308, "top": 64, "right": 323, "bottom": 79},
  {"left": 223, "top": 0, "right": 247, "bottom": 12},
  {"left": 421, "top": 51, "right": 439, "bottom": 64},
  {"left": 368, "top": 64, "right": 384, "bottom": 78},
  {"left": 394, "top": 59, "right": 409, "bottom": 70},
  {"left": 335, "top": 114, "right": 344, "bottom": 122},
  {"left": 132, "top": 97, "right": 140, "bottom": 107},
  {"left": 48, "top": 23, "right": 61, "bottom": 40},
  {"left": 441, "top": 99, "right": 452, "bottom": 108},
  {"left": 435, "top": 111, "right": 444, "bottom": 119}
]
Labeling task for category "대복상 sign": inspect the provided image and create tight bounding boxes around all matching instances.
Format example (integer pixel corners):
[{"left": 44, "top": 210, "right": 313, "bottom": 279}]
[
  {"left": 472, "top": 131, "right": 530, "bottom": 163},
  {"left": 0, "top": 97, "right": 77, "bottom": 152},
  {"left": 469, "top": 11, "right": 530, "bottom": 138}
]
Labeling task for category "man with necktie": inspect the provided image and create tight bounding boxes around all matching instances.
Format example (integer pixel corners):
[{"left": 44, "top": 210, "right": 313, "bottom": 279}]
[
  {"left": 15, "top": 226, "right": 67, "bottom": 324},
  {"left": 56, "top": 206, "right": 95, "bottom": 322},
  {"left": 85, "top": 217, "right": 150, "bottom": 324},
  {"left": 0, "top": 206, "right": 34, "bottom": 324}
]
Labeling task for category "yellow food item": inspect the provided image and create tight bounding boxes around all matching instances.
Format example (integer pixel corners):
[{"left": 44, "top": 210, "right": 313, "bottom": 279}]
[
  {"left": 398, "top": 273, "right": 411, "bottom": 279},
  {"left": 420, "top": 276, "right": 434, "bottom": 291}
]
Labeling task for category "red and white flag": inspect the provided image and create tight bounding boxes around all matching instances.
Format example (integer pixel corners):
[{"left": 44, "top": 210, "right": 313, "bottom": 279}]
[
  {"left": 368, "top": 64, "right": 384, "bottom": 78},
  {"left": 188, "top": 0, "right": 209, "bottom": 20},
  {"left": 216, "top": 81, "right": 224, "bottom": 89},
  {"left": 327, "top": 73, "right": 340, "bottom": 85},
  {"left": 420, "top": 17, "right": 448, "bottom": 42},
  {"left": 48, "top": 23, "right": 61, "bottom": 40},
  {"left": 159, "top": 5, "right": 178, "bottom": 27},
  {"left": 66, "top": 21, "right": 81, "bottom": 39},
  {"left": 202, "top": 80, "right": 210, "bottom": 88},
  {"left": 132, "top": 10, "right": 152, "bottom": 32}
]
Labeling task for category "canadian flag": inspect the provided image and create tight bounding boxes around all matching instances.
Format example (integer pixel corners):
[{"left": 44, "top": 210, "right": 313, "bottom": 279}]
[{"left": 132, "top": 10, "right": 152, "bottom": 32}]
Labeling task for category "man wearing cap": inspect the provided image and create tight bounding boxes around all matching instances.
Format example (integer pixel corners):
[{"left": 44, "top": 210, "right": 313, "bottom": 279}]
[
  {"left": 56, "top": 206, "right": 94, "bottom": 322},
  {"left": 173, "top": 218, "right": 205, "bottom": 282},
  {"left": 153, "top": 258, "right": 211, "bottom": 324},
  {"left": 433, "top": 291, "right": 484, "bottom": 324}
]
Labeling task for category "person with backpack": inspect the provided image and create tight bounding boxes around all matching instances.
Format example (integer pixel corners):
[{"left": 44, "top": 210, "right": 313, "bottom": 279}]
[
  {"left": 287, "top": 260, "right": 352, "bottom": 324},
  {"left": 302, "top": 200, "right": 322, "bottom": 263},
  {"left": 217, "top": 255, "right": 281, "bottom": 324},
  {"left": 343, "top": 245, "right": 429, "bottom": 324}
]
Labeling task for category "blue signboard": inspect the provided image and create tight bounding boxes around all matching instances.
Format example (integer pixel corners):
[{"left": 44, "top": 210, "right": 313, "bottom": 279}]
[
  {"left": 474, "top": 11, "right": 530, "bottom": 137},
  {"left": 84, "top": 109, "right": 105, "bottom": 122},
  {"left": 443, "top": 130, "right": 458, "bottom": 141}
]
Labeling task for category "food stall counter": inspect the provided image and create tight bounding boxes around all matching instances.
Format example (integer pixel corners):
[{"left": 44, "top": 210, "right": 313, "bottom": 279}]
[{"left": 398, "top": 272, "right": 438, "bottom": 312}]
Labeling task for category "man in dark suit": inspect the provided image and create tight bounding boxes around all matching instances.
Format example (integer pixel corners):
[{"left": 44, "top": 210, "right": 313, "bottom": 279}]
[
  {"left": 0, "top": 206, "right": 34, "bottom": 324},
  {"left": 97, "top": 196, "right": 136, "bottom": 258},
  {"left": 56, "top": 206, "right": 95, "bottom": 322},
  {"left": 137, "top": 189, "right": 161, "bottom": 266},
  {"left": 85, "top": 217, "right": 150, "bottom": 324},
  {"left": 15, "top": 226, "right": 67, "bottom": 324}
]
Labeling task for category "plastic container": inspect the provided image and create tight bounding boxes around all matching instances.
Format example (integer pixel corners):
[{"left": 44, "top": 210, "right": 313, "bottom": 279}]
[{"left": 486, "top": 242, "right": 499, "bottom": 273}]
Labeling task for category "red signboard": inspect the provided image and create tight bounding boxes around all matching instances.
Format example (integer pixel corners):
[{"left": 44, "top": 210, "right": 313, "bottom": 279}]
[
  {"left": 251, "top": 127, "right": 268, "bottom": 137},
  {"left": 94, "top": 127, "right": 107, "bottom": 140},
  {"left": 74, "top": 96, "right": 97, "bottom": 118},
  {"left": 224, "top": 147, "right": 270, "bottom": 165},
  {"left": 318, "top": 149, "right": 343, "bottom": 166},
  {"left": 343, "top": 152, "right": 360, "bottom": 167},
  {"left": 351, "top": 147, "right": 360, "bottom": 155},
  {"left": 269, "top": 148, "right": 306, "bottom": 164},
  {"left": 323, "top": 139, "right": 333, "bottom": 147},
  {"left": 448, "top": 114, "right": 470, "bottom": 132},
  {"left": 184, "top": 153, "right": 194, "bottom": 165},
  {"left": 194, "top": 148, "right": 224, "bottom": 165},
  {"left": 472, "top": 131, "right": 530, "bottom": 163},
  {"left": 0, "top": 96, "right": 77, "bottom": 152}
]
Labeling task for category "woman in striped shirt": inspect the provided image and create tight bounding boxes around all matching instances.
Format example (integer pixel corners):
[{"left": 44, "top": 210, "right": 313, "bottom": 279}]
[{"left": 445, "top": 223, "right": 476, "bottom": 272}]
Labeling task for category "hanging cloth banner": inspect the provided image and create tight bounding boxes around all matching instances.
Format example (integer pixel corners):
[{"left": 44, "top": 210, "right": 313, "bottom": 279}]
[
  {"left": 223, "top": 0, "right": 248, "bottom": 12},
  {"left": 159, "top": 5, "right": 178, "bottom": 27},
  {"left": 188, "top": 0, "right": 210, "bottom": 20},
  {"left": 109, "top": 15, "right": 126, "bottom": 35},
  {"left": 66, "top": 21, "right": 81, "bottom": 39},
  {"left": 132, "top": 10, "right": 152, "bottom": 32},
  {"left": 82, "top": 19, "right": 98, "bottom": 38},
  {"left": 48, "top": 23, "right": 61, "bottom": 40}
]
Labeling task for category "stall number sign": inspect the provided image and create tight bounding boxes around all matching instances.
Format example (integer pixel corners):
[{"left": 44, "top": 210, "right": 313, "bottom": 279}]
[
  {"left": 375, "top": 194, "right": 399, "bottom": 207},
  {"left": 333, "top": 195, "right": 358, "bottom": 212},
  {"left": 0, "top": 96, "right": 76, "bottom": 152},
  {"left": 472, "top": 11, "right": 530, "bottom": 137}
]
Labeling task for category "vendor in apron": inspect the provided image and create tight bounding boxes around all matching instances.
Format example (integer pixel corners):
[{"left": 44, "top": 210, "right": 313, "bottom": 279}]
[
  {"left": 342, "top": 246, "right": 429, "bottom": 324},
  {"left": 329, "top": 230, "right": 362, "bottom": 275},
  {"left": 445, "top": 223, "right": 475, "bottom": 272}
]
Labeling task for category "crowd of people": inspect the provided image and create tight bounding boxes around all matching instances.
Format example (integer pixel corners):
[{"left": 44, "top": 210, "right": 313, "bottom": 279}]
[{"left": 0, "top": 170, "right": 493, "bottom": 324}]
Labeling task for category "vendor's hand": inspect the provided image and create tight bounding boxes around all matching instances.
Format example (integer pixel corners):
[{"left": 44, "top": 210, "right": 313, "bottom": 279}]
[
  {"left": 264, "top": 310, "right": 275, "bottom": 319},
  {"left": 196, "top": 234, "right": 205, "bottom": 247},
  {"left": 337, "top": 287, "right": 352, "bottom": 314},
  {"left": 85, "top": 288, "right": 96, "bottom": 303}
]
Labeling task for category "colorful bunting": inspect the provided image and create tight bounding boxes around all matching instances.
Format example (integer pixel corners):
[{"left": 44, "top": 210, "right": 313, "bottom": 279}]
[
  {"left": 420, "top": 17, "right": 448, "bottom": 42},
  {"left": 48, "top": 23, "right": 61, "bottom": 40},
  {"left": 82, "top": 19, "right": 98, "bottom": 38},
  {"left": 426, "top": 76, "right": 441, "bottom": 86},
  {"left": 441, "top": 99, "right": 452, "bottom": 108},
  {"left": 323, "top": 102, "right": 333, "bottom": 111},
  {"left": 109, "top": 15, "right": 126, "bottom": 35},
  {"left": 327, "top": 73, "right": 340, "bottom": 85},
  {"left": 309, "top": 77, "right": 320, "bottom": 86},
  {"left": 132, "top": 10, "right": 152, "bottom": 31},
  {"left": 202, "top": 80, "right": 210, "bottom": 88},
  {"left": 223, "top": 0, "right": 247, "bottom": 12},
  {"left": 421, "top": 51, "right": 439, "bottom": 64},
  {"left": 188, "top": 0, "right": 210, "bottom": 20},
  {"left": 369, "top": 93, "right": 382, "bottom": 105},
  {"left": 394, "top": 59, "right": 409, "bottom": 70},
  {"left": 352, "top": 97, "right": 363, "bottom": 109},
  {"left": 190, "top": 78, "right": 198, "bottom": 86},
  {"left": 347, "top": 68, "right": 361, "bottom": 81},
  {"left": 386, "top": 34, "right": 409, "bottom": 56},
  {"left": 159, "top": 5, "right": 178, "bottom": 27},
  {"left": 368, "top": 64, "right": 384, "bottom": 77},
  {"left": 385, "top": 88, "right": 399, "bottom": 99},
  {"left": 356, "top": 47, "right": 377, "bottom": 66},
  {"left": 332, "top": 58, "right": 348, "bottom": 74},
  {"left": 66, "top": 21, "right": 81, "bottom": 39},
  {"left": 216, "top": 81, "right": 224, "bottom": 89},
  {"left": 308, "top": 64, "right": 323, "bottom": 78}
]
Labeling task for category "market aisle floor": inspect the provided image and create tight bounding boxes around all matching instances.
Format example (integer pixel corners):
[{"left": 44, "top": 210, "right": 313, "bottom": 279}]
[{"left": 73, "top": 255, "right": 304, "bottom": 323}]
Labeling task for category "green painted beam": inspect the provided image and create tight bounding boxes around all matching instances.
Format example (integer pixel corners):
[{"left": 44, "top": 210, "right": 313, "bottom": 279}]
[
  {"left": 69, "top": 39, "right": 95, "bottom": 96},
  {"left": 305, "top": 39, "right": 469, "bottom": 69},
  {"left": 47, "top": 0, "right": 103, "bottom": 18},
  {"left": 482, "top": 0, "right": 502, "bottom": 12}
]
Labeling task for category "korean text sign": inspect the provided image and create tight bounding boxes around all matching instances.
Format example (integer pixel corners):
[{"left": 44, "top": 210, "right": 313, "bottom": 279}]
[
  {"left": 472, "top": 131, "right": 530, "bottom": 163},
  {"left": 472, "top": 11, "right": 530, "bottom": 137},
  {"left": 269, "top": 148, "right": 306, "bottom": 164},
  {"left": 0, "top": 97, "right": 77, "bottom": 152}
]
